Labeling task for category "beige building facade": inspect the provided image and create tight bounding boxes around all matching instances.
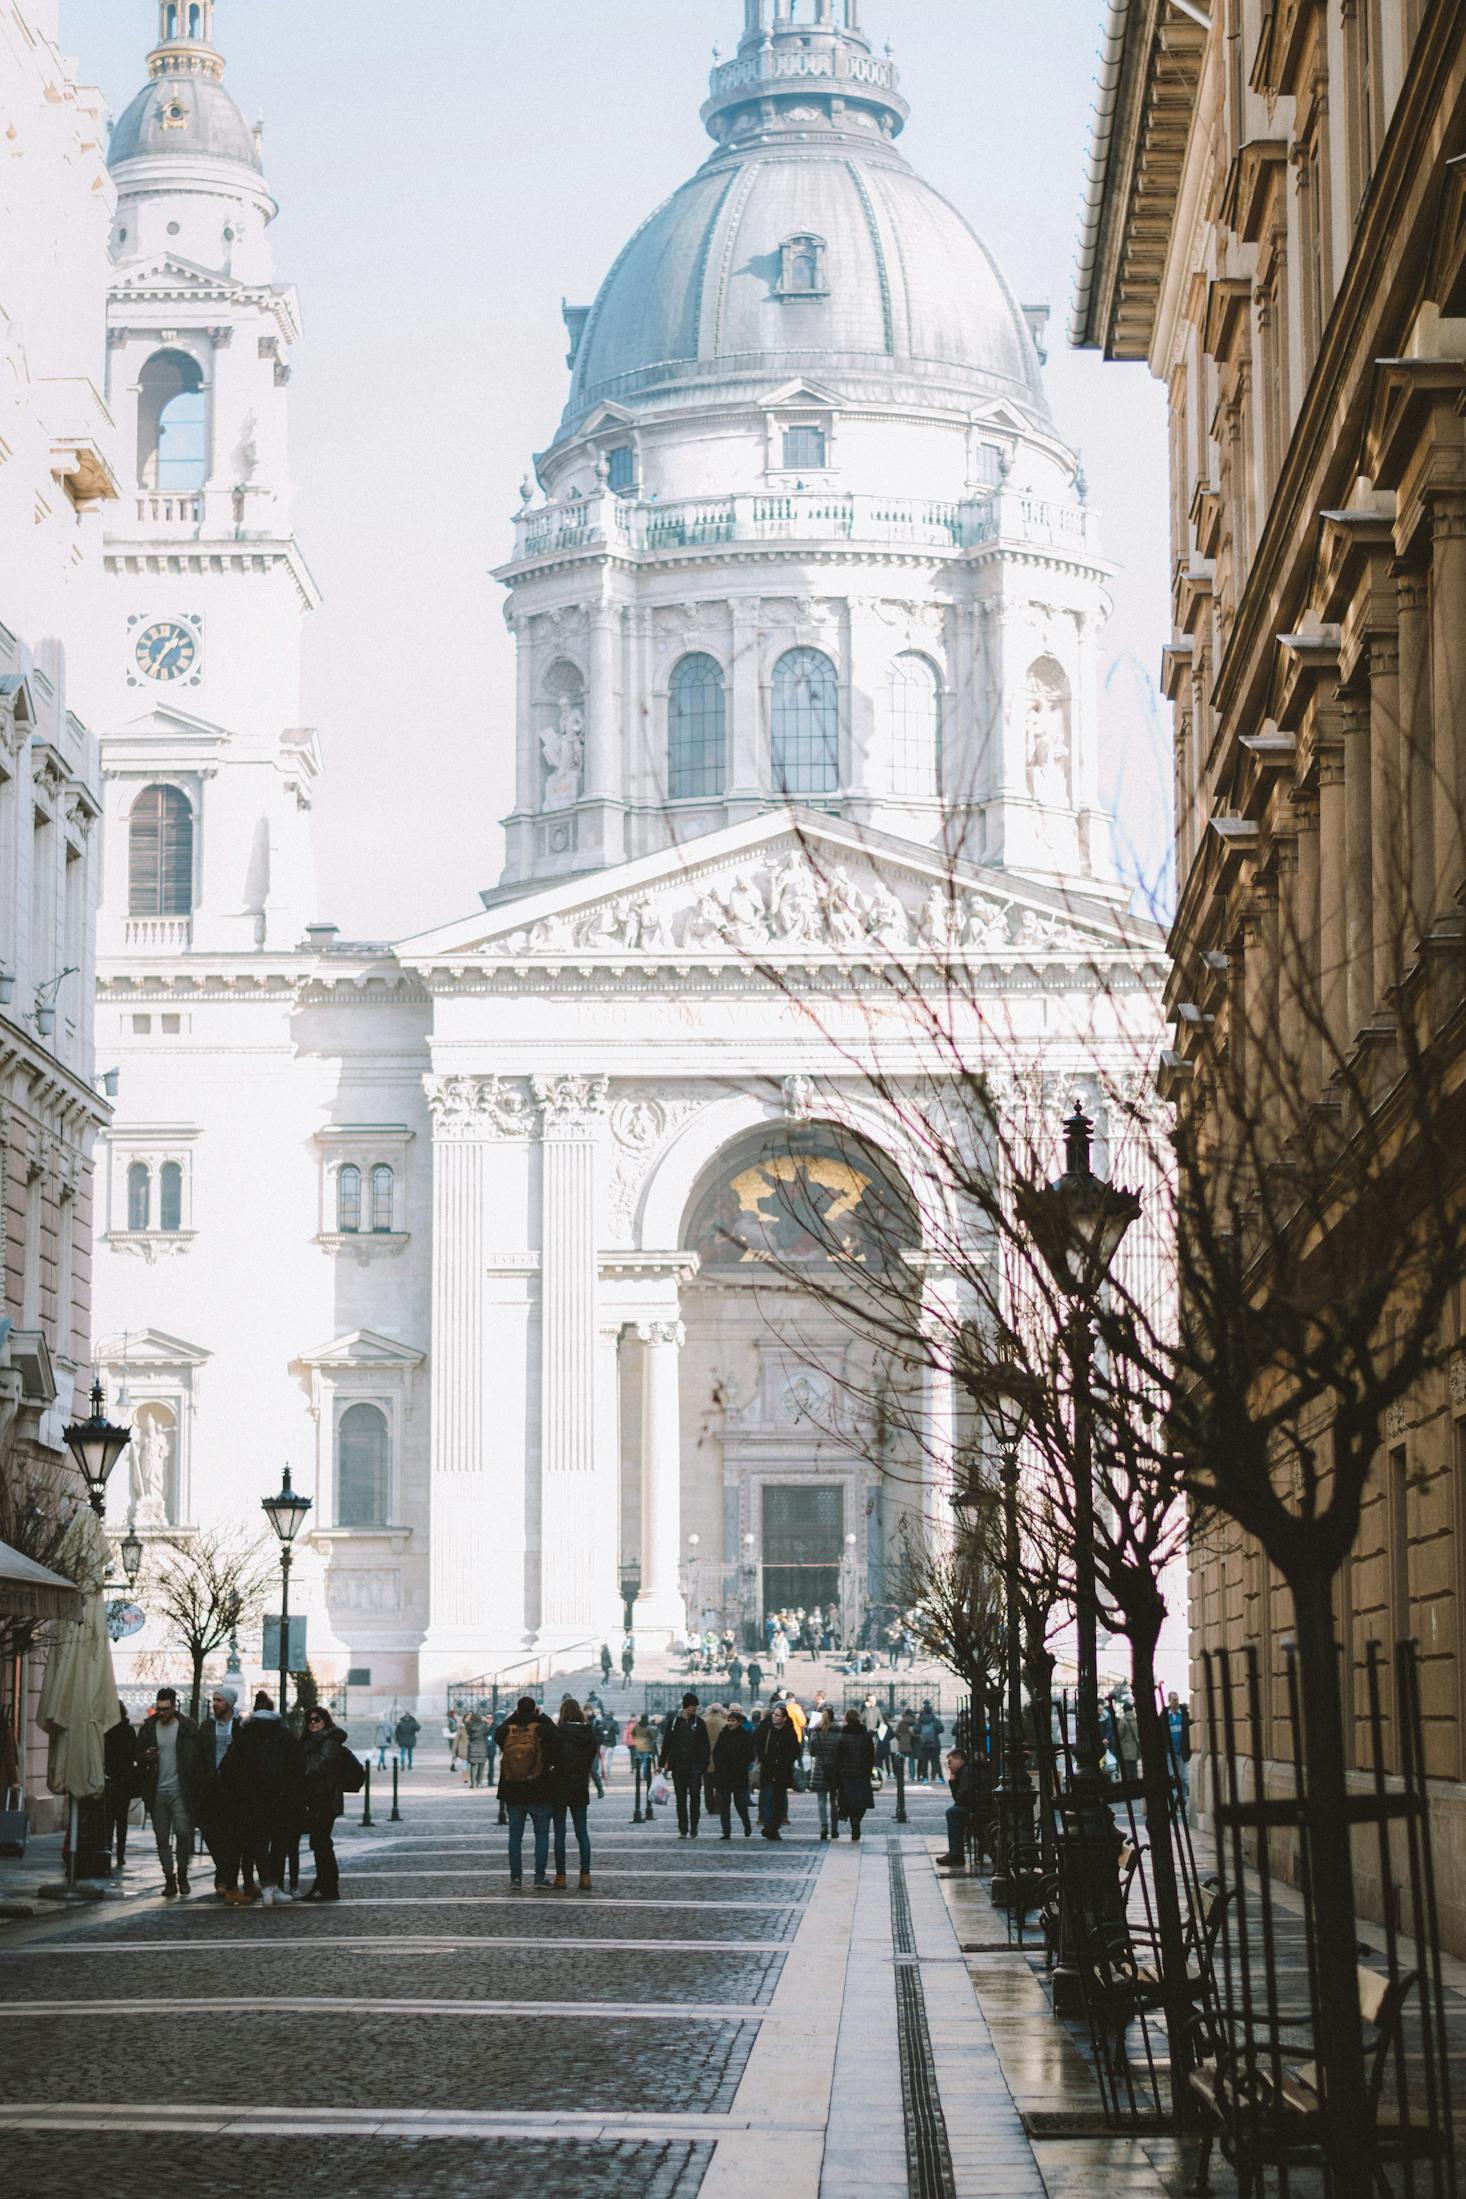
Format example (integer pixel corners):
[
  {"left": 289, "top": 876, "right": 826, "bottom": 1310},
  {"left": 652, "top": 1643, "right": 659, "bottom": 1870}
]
[{"left": 1073, "top": 0, "right": 1466, "bottom": 1947}]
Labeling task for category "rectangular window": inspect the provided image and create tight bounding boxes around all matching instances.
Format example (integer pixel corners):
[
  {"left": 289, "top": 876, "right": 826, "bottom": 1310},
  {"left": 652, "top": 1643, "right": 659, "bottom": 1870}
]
[
  {"left": 132, "top": 1014, "right": 152, "bottom": 1035},
  {"left": 761, "top": 1484, "right": 844, "bottom": 1618},
  {"left": 30, "top": 805, "right": 53, "bottom": 981},
  {"left": 607, "top": 446, "right": 635, "bottom": 493},
  {"left": 55, "top": 1199, "right": 74, "bottom": 1361},
  {"left": 161, "top": 1014, "right": 181, "bottom": 1034},
  {"left": 782, "top": 425, "right": 827, "bottom": 471}
]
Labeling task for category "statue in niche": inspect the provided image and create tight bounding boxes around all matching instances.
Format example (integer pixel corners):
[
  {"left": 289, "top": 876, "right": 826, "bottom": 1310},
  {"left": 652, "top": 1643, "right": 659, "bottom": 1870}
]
[
  {"left": 131, "top": 1415, "right": 172, "bottom": 1527},
  {"left": 1024, "top": 662, "right": 1072, "bottom": 808},
  {"left": 541, "top": 691, "right": 585, "bottom": 810}
]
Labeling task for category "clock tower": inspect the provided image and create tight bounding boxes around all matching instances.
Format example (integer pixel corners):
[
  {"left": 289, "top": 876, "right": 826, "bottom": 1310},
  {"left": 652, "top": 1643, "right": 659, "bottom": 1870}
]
[{"left": 92, "top": 0, "right": 320, "bottom": 960}]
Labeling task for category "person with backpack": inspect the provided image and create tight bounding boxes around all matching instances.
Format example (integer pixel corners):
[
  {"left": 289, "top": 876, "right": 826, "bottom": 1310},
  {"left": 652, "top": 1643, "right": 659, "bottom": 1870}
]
[
  {"left": 712, "top": 1706, "right": 756, "bottom": 1838},
  {"left": 806, "top": 1705, "right": 841, "bottom": 1840},
  {"left": 915, "top": 1701, "right": 944, "bottom": 1783},
  {"left": 394, "top": 1711, "right": 420, "bottom": 1769},
  {"left": 659, "top": 1692, "right": 711, "bottom": 1838},
  {"left": 550, "top": 1697, "right": 599, "bottom": 1890},
  {"left": 493, "top": 1695, "right": 560, "bottom": 1888}
]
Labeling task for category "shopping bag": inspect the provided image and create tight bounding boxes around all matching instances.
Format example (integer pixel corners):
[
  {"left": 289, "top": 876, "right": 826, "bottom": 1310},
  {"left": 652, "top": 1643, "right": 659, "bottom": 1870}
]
[{"left": 649, "top": 1773, "right": 673, "bottom": 1807}]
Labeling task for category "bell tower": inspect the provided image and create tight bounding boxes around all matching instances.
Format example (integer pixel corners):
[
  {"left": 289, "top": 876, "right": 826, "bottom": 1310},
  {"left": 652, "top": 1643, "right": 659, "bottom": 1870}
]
[{"left": 91, "top": 0, "right": 321, "bottom": 962}]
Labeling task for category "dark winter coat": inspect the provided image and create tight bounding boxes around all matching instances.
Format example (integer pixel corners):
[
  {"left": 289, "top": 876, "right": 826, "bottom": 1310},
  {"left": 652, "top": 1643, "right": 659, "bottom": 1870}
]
[
  {"left": 659, "top": 1713, "right": 711, "bottom": 1776},
  {"left": 302, "top": 1722, "right": 348, "bottom": 1829},
  {"left": 492, "top": 1709, "right": 560, "bottom": 1806},
  {"left": 220, "top": 1712, "right": 306, "bottom": 1837},
  {"left": 103, "top": 1715, "right": 138, "bottom": 1797},
  {"left": 833, "top": 1725, "right": 877, "bottom": 1816},
  {"left": 133, "top": 1711, "right": 208, "bottom": 1812},
  {"left": 754, "top": 1716, "right": 800, "bottom": 1788},
  {"left": 550, "top": 1718, "right": 600, "bottom": 1810},
  {"left": 712, "top": 1721, "right": 757, "bottom": 1789},
  {"left": 805, "top": 1724, "right": 840, "bottom": 1792},
  {"left": 394, "top": 1714, "right": 420, "bottom": 1749}
]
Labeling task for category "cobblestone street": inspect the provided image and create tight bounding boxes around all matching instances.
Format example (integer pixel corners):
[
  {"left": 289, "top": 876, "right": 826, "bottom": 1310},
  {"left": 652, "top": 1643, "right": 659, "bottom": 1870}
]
[{"left": 0, "top": 1754, "right": 1062, "bottom": 2199}]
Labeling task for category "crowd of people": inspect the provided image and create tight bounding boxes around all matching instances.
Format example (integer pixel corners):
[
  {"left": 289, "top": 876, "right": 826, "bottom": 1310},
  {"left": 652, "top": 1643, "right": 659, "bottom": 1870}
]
[{"left": 101, "top": 1683, "right": 358, "bottom": 1905}]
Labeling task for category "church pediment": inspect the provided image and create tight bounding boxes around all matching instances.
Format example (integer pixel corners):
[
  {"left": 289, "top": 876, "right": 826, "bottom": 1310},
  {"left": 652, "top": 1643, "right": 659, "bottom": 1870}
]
[
  {"left": 102, "top": 704, "right": 232, "bottom": 773},
  {"left": 297, "top": 1330, "right": 425, "bottom": 1369},
  {"left": 95, "top": 1328, "right": 211, "bottom": 1369},
  {"left": 113, "top": 253, "right": 236, "bottom": 298},
  {"left": 759, "top": 377, "right": 845, "bottom": 411},
  {"left": 401, "top": 813, "right": 1154, "bottom": 971}
]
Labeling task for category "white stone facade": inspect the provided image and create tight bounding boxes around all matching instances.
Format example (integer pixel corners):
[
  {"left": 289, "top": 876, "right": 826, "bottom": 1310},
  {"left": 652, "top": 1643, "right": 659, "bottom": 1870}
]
[{"left": 89, "top": 0, "right": 1166, "bottom": 1707}]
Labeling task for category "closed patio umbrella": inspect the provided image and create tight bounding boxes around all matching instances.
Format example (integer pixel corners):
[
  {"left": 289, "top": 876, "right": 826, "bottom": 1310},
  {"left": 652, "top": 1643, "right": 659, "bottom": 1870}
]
[
  {"left": 36, "top": 1506, "right": 121, "bottom": 1809},
  {"left": 0, "top": 1538, "right": 83, "bottom": 1625}
]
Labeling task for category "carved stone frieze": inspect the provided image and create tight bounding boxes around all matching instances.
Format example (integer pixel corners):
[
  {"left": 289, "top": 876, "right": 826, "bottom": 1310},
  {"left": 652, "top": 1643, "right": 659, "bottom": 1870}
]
[{"left": 533, "top": 1073, "right": 610, "bottom": 1135}]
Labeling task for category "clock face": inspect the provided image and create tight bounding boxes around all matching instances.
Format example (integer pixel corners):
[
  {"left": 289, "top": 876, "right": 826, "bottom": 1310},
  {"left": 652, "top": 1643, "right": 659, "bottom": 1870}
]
[{"left": 135, "top": 620, "right": 199, "bottom": 683}]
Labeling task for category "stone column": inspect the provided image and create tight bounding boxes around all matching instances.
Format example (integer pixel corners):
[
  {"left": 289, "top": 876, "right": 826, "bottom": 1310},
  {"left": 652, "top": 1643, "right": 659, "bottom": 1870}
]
[
  {"left": 1368, "top": 633, "right": 1401, "bottom": 1001},
  {"left": 1316, "top": 740, "right": 1347, "bottom": 1067},
  {"left": 535, "top": 1074, "right": 617, "bottom": 1644},
  {"left": 919, "top": 1272, "right": 961, "bottom": 1541},
  {"left": 729, "top": 597, "right": 762, "bottom": 799},
  {"left": 634, "top": 1319, "right": 687, "bottom": 1644},
  {"left": 585, "top": 604, "right": 619, "bottom": 803},
  {"left": 1429, "top": 493, "right": 1466, "bottom": 932},
  {"left": 1396, "top": 567, "right": 1433, "bottom": 947}
]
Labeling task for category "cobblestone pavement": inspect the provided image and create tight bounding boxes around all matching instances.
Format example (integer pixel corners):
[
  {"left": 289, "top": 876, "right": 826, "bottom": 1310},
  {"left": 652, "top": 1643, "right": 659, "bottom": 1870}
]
[{"left": 0, "top": 1757, "right": 1061, "bottom": 2198}]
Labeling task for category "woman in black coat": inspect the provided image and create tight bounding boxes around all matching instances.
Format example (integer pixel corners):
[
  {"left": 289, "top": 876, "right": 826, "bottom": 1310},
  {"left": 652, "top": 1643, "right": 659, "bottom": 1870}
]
[
  {"left": 753, "top": 1703, "right": 801, "bottom": 1840},
  {"left": 551, "top": 1697, "right": 600, "bottom": 1890},
  {"left": 300, "top": 1705, "right": 347, "bottom": 1900},
  {"left": 833, "top": 1709, "right": 877, "bottom": 1841}
]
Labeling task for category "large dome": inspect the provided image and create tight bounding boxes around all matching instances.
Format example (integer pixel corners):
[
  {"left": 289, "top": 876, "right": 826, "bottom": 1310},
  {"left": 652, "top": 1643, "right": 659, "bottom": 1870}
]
[
  {"left": 110, "top": 73, "right": 260, "bottom": 171},
  {"left": 557, "top": 7, "right": 1047, "bottom": 441}
]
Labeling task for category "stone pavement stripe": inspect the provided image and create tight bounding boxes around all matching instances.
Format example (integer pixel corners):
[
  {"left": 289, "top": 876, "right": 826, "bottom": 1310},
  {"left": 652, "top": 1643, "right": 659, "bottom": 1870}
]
[
  {"left": 3, "top": 1996, "right": 769, "bottom": 2021},
  {"left": 0, "top": 2106, "right": 821, "bottom": 2136},
  {"left": 131, "top": 1892, "right": 796, "bottom": 1910},
  {"left": 346, "top": 1865, "right": 817, "bottom": 1881},
  {"left": 16, "top": 1933, "right": 794, "bottom": 1954},
  {"left": 820, "top": 1837, "right": 909, "bottom": 2199}
]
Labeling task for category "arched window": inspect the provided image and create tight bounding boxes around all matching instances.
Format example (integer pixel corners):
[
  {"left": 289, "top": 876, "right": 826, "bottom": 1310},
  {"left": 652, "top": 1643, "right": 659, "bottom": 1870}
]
[
  {"left": 337, "top": 1164, "right": 361, "bottom": 1234},
  {"left": 159, "top": 1161, "right": 183, "bottom": 1233},
  {"left": 778, "top": 233, "right": 828, "bottom": 297},
  {"left": 163, "top": 3, "right": 178, "bottom": 34},
  {"left": 370, "top": 1165, "right": 394, "bottom": 1234},
  {"left": 188, "top": 2, "right": 202, "bottom": 34},
  {"left": 771, "top": 648, "right": 839, "bottom": 795},
  {"left": 127, "top": 1161, "right": 151, "bottom": 1233},
  {"left": 336, "top": 1402, "right": 390, "bottom": 1528},
  {"left": 128, "top": 785, "right": 194, "bottom": 917},
  {"left": 668, "top": 654, "right": 727, "bottom": 799},
  {"left": 884, "top": 654, "right": 943, "bottom": 798},
  {"left": 137, "top": 350, "right": 206, "bottom": 491}
]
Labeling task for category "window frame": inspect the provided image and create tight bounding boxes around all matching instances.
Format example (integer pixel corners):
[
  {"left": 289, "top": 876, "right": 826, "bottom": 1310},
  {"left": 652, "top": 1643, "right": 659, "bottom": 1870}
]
[
  {"left": 771, "top": 646, "right": 841, "bottom": 797},
  {"left": 337, "top": 1163, "right": 362, "bottom": 1235},
  {"left": 370, "top": 1164, "right": 394, "bottom": 1235},
  {"left": 128, "top": 782, "right": 195, "bottom": 919},
  {"left": 884, "top": 652, "right": 944, "bottom": 800},
  {"left": 335, "top": 1399, "right": 392, "bottom": 1530},
  {"left": 667, "top": 652, "right": 728, "bottom": 801}
]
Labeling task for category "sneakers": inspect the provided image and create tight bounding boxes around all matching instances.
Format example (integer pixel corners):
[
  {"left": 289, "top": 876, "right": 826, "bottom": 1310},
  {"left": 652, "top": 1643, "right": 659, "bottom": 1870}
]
[
  {"left": 579, "top": 1873, "right": 592, "bottom": 1891},
  {"left": 509, "top": 1879, "right": 523, "bottom": 1891},
  {"left": 532, "top": 1878, "right": 552, "bottom": 1891},
  {"left": 260, "top": 1885, "right": 275, "bottom": 1906}
]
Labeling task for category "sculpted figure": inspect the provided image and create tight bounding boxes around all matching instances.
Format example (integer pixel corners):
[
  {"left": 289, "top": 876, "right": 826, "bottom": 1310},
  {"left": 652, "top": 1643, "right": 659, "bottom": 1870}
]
[
  {"left": 823, "top": 866, "right": 866, "bottom": 947},
  {"left": 864, "top": 877, "right": 910, "bottom": 951},
  {"left": 770, "top": 857, "right": 821, "bottom": 944},
  {"left": 723, "top": 872, "right": 769, "bottom": 948},
  {"left": 541, "top": 692, "right": 585, "bottom": 809}
]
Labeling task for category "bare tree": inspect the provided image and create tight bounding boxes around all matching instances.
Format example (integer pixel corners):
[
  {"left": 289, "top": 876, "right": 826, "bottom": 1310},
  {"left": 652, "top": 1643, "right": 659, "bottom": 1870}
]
[{"left": 143, "top": 1530, "right": 274, "bottom": 1720}]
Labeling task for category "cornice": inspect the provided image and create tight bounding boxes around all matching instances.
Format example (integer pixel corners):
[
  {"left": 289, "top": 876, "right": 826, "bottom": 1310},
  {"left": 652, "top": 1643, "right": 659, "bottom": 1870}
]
[{"left": 104, "top": 536, "right": 321, "bottom": 613}]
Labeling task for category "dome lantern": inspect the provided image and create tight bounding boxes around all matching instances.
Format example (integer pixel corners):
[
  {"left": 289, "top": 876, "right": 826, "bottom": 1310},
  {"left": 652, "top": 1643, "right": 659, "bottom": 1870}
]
[
  {"left": 706, "top": 0, "right": 908, "bottom": 148},
  {"left": 109, "top": 0, "right": 265, "bottom": 176},
  {"left": 148, "top": 0, "right": 223, "bottom": 83}
]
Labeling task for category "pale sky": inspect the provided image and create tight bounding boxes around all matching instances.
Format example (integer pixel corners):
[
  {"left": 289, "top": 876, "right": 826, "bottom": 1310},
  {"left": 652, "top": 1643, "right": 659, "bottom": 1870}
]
[{"left": 60, "top": 0, "right": 1174, "bottom": 936}]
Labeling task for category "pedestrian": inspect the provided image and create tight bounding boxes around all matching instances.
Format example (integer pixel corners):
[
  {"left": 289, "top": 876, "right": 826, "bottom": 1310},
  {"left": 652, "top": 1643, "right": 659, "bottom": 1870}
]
[
  {"left": 600, "top": 1642, "right": 613, "bottom": 1689},
  {"left": 443, "top": 1710, "right": 459, "bottom": 1765},
  {"left": 1166, "top": 1690, "right": 1193, "bottom": 1816},
  {"left": 754, "top": 1700, "right": 800, "bottom": 1840},
  {"left": 713, "top": 1706, "right": 756, "bottom": 1838},
  {"left": 301, "top": 1703, "right": 348, "bottom": 1900},
  {"left": 195, "top": 1684, "right": 246, "bottom": 1896},
  {"left": 833, "top": 1707, "right": 877, "bottom": 1841},
  {"left": 102, "top": 1703, "right": 136, "bottom": 1872},
  {"left": 702, "top": 1701, "right": 727, "bottom": 1818},
  {"left": 807, "top": 1705, "right": 840, "bottom": 1840},
  {"left": 727, "top": 1653, "right": 743, "bottom": 1702},
  {"left": 891, "top": 1707, "right": 914, "bottom": 1824},
  {"left": 915, "top": 1700, "right": 944, "bottom": 1782},
  {"left": 550, "top": 1696, "right": 598, "bottom": 1890},
  {"left": 373, "top": 1712, "right": 394, "bottom": 1770},
  {"left": 394, "top": 1710, "right": 420, "bottom": 1769},
  {"left": 771, "top": 1626, "right": 789, "bottom": 1679},
  {"left": 220, "top": 1690, "right": 304, "bottom": 1905},
  {"left": 747, "top": 1656, "right": 763, "bottom": 1705},
  {"left": 935, "top": 1747, "right": 982, "bottom": 1869},
  {"left": 134, "top": 1685, "right": 203, "bottom": 1898},
  {"left": 621, "top": 1635, "right": 635, "bottom": 1688},
  {"left": 463, "top": 1709, "right": 491, "bottom": 1788},
  {"left": 1114, "top": 1695, "right": 1142, "bottom": 1785},
  {"left": 659, "top": 1691, "right": 711, "bottom": 1838},
  {"left": 494, "top": 1693, "right": 560, "bottom": 1889}
]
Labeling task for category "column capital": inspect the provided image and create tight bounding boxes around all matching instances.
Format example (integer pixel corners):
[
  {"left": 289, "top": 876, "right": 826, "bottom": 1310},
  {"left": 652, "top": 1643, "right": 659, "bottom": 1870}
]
[
  {"left": 534, "top": 1073, "right": 610, "bottom": 1136},
  {"left": 425, "top": 1073, "right": 534, "bottom": 1141},
  {"left": 637, "top": 1318, "right": 686, "bottom": 1349}
]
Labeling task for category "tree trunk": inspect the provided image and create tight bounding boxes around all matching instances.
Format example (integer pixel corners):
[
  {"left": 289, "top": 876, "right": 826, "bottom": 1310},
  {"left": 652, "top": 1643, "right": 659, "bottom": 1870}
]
[
  {"left": 189, "top": 1650, "right": 204, "bottom": 1724},
  {"left": 1287, "top": 1565, "right": 1372, "bottom": 2199},
  {"left": 1129, "top": 1624, "right": 1192, "bottom": 2121}
]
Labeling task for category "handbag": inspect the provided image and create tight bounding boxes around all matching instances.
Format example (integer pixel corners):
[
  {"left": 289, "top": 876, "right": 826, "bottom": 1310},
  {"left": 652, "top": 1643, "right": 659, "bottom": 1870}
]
[
  {"left": 338, "top": 1747, "right": 366, "bottom": 1795},
  {"left": 649, "top": 1772, "right": 673, "bottom": 1807},
  {"left": 0, "top": 1786, "right": 28, "bottom": 1857}
]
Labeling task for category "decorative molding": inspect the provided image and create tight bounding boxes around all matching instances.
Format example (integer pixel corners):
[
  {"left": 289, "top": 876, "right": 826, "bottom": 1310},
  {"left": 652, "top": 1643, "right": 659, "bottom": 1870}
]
[
  {"left": 315, "top": 1231, "right": 411, "bottom": 1265},
  {"left": 636, "top": 1319, "right": 686, "bottom": 1349},
  {"left": 424, "top": 1073, "right": 533, "bottom": 1140},
  {"left": 101, "top": 1230, "right": 197, "bottom": 1263},
  {"left": 533, "top": 1072, "right": 610, "bottom": 1135}
]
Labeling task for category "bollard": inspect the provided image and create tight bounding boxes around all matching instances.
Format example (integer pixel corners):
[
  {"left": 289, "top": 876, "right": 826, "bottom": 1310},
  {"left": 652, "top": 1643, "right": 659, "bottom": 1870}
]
[
  {"left": 390, "top": 1760, "right": 402, "bottom": 1823},
  {"left": 631, "top": 1755, "right": 643, "bottom": 1824},
  {"left": 361, "top": 1762, "right": 374, "bottom": 1828}
]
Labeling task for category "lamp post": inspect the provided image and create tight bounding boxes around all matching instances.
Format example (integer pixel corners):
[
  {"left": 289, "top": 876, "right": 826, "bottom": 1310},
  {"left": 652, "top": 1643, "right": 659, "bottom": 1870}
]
[
  {"left": 683, "top": 1532, "right": 701, "bottom": 1633},
  {"left": 1022, "top": 1101, "right": 1140, "bottom": 2002},
  {"left": 261, "top": 1466, "right": 312, "bottom": 1718},
  {"left": 118, "top": 1525, "right": 144, "bottom": 1590},
  {"left": 741, "top": 1531, "right": 758, "bottom": 1651},
  {"left": 840, "top": 1530, "right": 858, "bottom": 1648},
  {"left": 62, "top": 1377, "right": 132, "bottom": 1517}
]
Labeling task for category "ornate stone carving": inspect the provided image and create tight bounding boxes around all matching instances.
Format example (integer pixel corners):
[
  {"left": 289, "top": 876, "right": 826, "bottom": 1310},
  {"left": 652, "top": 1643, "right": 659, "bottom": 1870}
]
[
  {"left": 1450, "top": 1355, "right": 1466, "bottom": 1408},
  {"left": 610, "top": 1096, "right": 667, "bottom": 1151},
  {"left": 326, "top": 1568, "right": 402, "bottom": 1612},
  {"left": 541, "top": 691, "right": 585, "bottom": 811},
  {"left": 1384, "top": 1397, "right": 1409, "bottom": 1438},
  {"left": 636, "top": 1319, "right": 686, "bottom": 1349},
  {"left": 783, "top": 1074, "right": 816, "bottom": 1122},
  {"left": 534, "top": 1073, "right": 609, "bottom": 1134},
  {"left": 424, "top": 1074, "right": 533, "bottom": 1139}
]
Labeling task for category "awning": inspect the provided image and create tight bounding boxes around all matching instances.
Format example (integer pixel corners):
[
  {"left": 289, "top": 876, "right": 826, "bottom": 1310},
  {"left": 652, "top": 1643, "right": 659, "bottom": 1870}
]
[{"left": 0, "top": 1538, "right": 83, "bottom": 1623}]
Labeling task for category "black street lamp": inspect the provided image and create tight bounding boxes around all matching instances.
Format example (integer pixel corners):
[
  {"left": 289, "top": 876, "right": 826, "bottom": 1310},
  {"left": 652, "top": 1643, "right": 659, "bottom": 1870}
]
[
  {"left": 118, "top": 1526, "right": 144, "bottom": 1589},
  {"left": 261, "top": 1466, "right": 311, "bottom": 1715},
  {"left": 62, "top": 1378, "right": 133, "bottom": 1518}
]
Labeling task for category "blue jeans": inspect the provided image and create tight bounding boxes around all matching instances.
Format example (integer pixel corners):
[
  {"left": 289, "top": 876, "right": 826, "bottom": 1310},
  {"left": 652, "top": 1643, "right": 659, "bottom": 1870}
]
[
  {"left": 507, "top": 1803, "right": 552, "bottom": 1883},
  {"left": 398, "top": 1746, "right": 414, "bottom": 1768},
  {"left": 553, "top": 1802, "right": 591, "bottom": 1876}
]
